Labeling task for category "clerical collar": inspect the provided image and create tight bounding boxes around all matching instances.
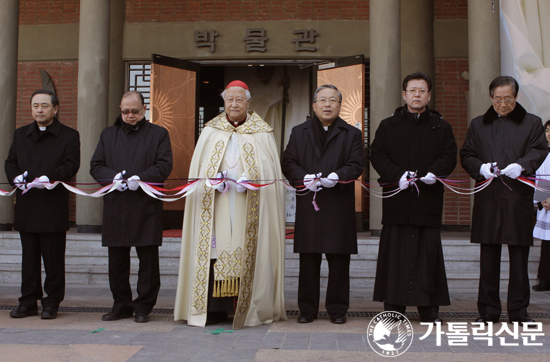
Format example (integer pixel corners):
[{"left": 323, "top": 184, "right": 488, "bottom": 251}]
[
  {"left": 227, "top": 115, "right": 247, "bottom": 128},
  {"left": 39, "top": 126, "right": 47, "bottom": 131}
]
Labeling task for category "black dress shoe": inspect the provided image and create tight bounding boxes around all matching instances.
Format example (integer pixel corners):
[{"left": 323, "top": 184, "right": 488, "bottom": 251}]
[
  {"left": 297, "top": 313, "right": 317, "bottom": 323},
  {"left": 509, "top": 315, "right": 535, "bottom": 326},
  {"left": 134, "top": 313, "right": 149, "bottom": 323},
  {"left": 9, "top": 306, "right": 38, "bottom": 318},
  {"left": 475, "top": 315, "right": 499, "bottom": 325},
  {"left": 102, "top": 310, "right": 133, "bottom": 321},
  {"left": 532, "top": 280, "right": 550, "bottom": 291},
  {"left": 41, "top": 307, "right": 58, "bottom": 320},
  {"left": 330, "top": 314, "right": 347, "bottom": 324}
]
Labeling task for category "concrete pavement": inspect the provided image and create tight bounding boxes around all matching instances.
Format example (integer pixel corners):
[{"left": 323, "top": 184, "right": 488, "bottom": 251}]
[{"left": 1, "top": 284, "right": 549, "bottom": 361}]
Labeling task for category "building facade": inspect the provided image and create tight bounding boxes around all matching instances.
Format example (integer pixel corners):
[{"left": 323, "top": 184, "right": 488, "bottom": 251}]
[{"left": 0, "top": 0, "right": 502, "bottom": 233}]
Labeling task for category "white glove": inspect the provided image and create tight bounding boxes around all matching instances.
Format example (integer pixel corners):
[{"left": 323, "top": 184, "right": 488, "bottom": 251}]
[
  {"left": 236, "top": 173, "right": 247, "bottom": 193},
  {"left": 500, "top": 163, "right": 523, "bottom": 179},
  {"left": 114, "top": 171, "right": 128, "bottom": 192},
  {"left": 127, "top": 175, "right": 140, "bottom": 191},
  {"left": 214, "top": 171, "right": 229, "bottom": 192},
  {"left": 29, "top": 175, "right": 50, "bottom": 189},
  {"left": 480, "top": 162, "right": 497, "bottom": 180},
  {"left": 304, "top": 173, "right": 322, "bottom": 192},
  {"left": 420, "top": 172, "right": 437, "bottom": 185},
  {"left": 399, "top": 171, "right": 416, "bottom": 190},
  {"left": 14, "top": 171, "right": 28, "bottom": 190},
  {"left": 320, "top": 172, "right": 339, "bottom": 188}
]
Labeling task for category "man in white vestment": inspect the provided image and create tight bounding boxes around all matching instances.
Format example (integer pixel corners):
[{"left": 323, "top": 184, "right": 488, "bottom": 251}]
[{"left": 174, "top": 80, "right": 287, "bottom": 329}]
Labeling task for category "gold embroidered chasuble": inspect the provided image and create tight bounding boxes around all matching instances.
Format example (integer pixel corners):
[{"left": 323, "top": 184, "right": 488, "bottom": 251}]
[{"left": 174, "top": 111, "right": 287, "bottom": 328}]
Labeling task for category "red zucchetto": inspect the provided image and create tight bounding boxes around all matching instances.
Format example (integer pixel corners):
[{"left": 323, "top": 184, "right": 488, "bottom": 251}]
[{"left": 225, "top": 80, "right": 249, "bottom": 91}]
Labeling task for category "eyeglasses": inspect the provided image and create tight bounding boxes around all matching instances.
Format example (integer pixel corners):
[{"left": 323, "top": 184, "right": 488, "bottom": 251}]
[
  {"left": 492, "top": 98, "right": 515, "bottom": 104},
  {"left": 121, "top": 108, "right": 143, "bottom": 115},
  {"left": 315, "top": 98, "right": 340, "bottom": 105},
  {"left": 406, "top": 89, "right": 428, "bottom": 95}
]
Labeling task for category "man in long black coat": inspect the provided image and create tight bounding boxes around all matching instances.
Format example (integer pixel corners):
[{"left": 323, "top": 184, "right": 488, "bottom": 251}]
[
  {"left": 460, "top": 76, "right": 547, "bottom": 325},
  {"left": 282, "top": 84, "right": 365, "bottom": 324},
  {"left": 90, "top": 91, "right": 172, "bottom": 323},
  {"left": 5, "top": 89, "right": 80, "bottom": 320},
  {"left": 370, "top": 72, "right": 457, "bottom": 323}
]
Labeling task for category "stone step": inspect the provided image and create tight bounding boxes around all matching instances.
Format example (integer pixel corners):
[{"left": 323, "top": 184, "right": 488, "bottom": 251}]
[
  {"left": 284, "top": 239, "right": 542, "bottom": 261},
  {"left": 286, "top": 237, "right": 543, "bottom": 249},
  {"left": 1, "top": 231, "right": 541, "bottom": 254},
  {"left": 1, "top": 246, "right": 541, "bottom": 271},
  {"left": 0, "top": 233, "right": 183, "bottom": 252},
  {"left": 0, "top": 263, "right": 180, "bottom": 286},
  {"left": 0, "top": 248, "right": 183, "bottom": 267},
  {"left": 282, "top": 268, "right": 539, "bottom": 290},
  {"left": 1, "top": 230, "right": 544, "bottom": 291},
  {"left": 283, "top": 249, "right": 542, "bottom": 261},
  {"left": 0, "top": 264, "right": 540, "bottom": 290},
  {"left": 1, "top": 245, "right": 541, "bottom": 271},
  {"left": 282, "top": 257, "right": 541, "bottom": 272}
]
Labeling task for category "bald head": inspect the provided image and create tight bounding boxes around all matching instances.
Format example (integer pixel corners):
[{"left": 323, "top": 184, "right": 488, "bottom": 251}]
[
  {"left": 120, "top": 91, "right": 146, "bottom": 125},
  {"left": 121, "top": 91, "right": 144, "bottom": 106}
]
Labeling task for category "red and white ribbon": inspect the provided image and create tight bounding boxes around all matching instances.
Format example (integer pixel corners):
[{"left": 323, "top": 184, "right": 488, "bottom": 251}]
[{"left": 3, "top": 173, "right": 550, "bottom": 202}]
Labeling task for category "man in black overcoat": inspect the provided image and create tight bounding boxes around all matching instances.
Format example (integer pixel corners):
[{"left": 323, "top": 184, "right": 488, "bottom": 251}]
[
  {"left": 5, "top": 89, "right": 80, "bottom": 320},
  {"left": 282, "top": 84, "right": 365, "bottom": 324},
  {"left": 371, "top": 72, "right": 457, "bottom": 323},
  {"left": 460, "top": 76, "right": 547, "bottom": 325},
  {"left": 90, "top": 91, "right": 173, "bottom": 323}
]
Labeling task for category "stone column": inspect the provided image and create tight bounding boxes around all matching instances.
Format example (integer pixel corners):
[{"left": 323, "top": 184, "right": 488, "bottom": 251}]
[
  {"left": 369, "top": 0, "right": 402, "bottom": 234},
  {"left": 468, "top": 0, "right": 500, "bottom": 119},
  {"left": 401, "top": 0, "right": 435, "bottom": 107},
  {"left": 468, "top": 0, "right": 500, "bottom": 220},
  {"left": 75, "top": 0, "right": 111, "bottom": 233},
  {"left": 0, "top": 1, "right": 19, "bottom": 230},
  {"left": 108, "top": 0, "right": 126, "bottom": 122}
]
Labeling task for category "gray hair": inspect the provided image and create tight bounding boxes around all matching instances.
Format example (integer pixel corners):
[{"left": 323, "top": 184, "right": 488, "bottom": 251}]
[
  {"left": 220, "top": 89, "right": 251, "bottom": 101},
  {"left": 313, "top": 84, "right": 342, "bottom": 103},
  {"left": 489, "top": 76, "right": 519, "bottom": 98}
]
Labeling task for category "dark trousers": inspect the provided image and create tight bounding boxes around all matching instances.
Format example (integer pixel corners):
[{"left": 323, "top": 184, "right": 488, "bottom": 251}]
[
  {"left": 108, "top": 245, "right": 160, "bottom": 315},
  {"left": 19, "top": 232, "right": 66, "bottom": 309},
  {"left": 298, "top": 253, "right": 350, "bottom": 316},
  {"left": 477, "top": 244, "right": 530, "bottom": 320},
  {"left": 537, "top": 240, "right": 550, "bottom": 282}
]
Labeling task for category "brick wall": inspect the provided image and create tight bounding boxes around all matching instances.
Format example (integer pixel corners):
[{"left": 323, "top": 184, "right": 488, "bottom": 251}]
[
  {"left": 435, "top": 0, "right": 468, "bottom": 20},
  {"left": 125, "top": 0, "right": 369, "bottom": 22},
  {"left": 19, "top": 0, "right": 79, "bottom": 25},
  {"left": 17, "top": 0, "right": 469, "bottom": 23},
  {"left": 17, "top": 62, "right": 78, "bottom": 130},
  {"left": 433, "top": 0, "right": 470, "bottom": 226},
  {"left": 435, "top": 59, "right": 470, "bottom": 226},
  {"left": 16, "top": 62, "right": 79, "bottom": 222}
]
